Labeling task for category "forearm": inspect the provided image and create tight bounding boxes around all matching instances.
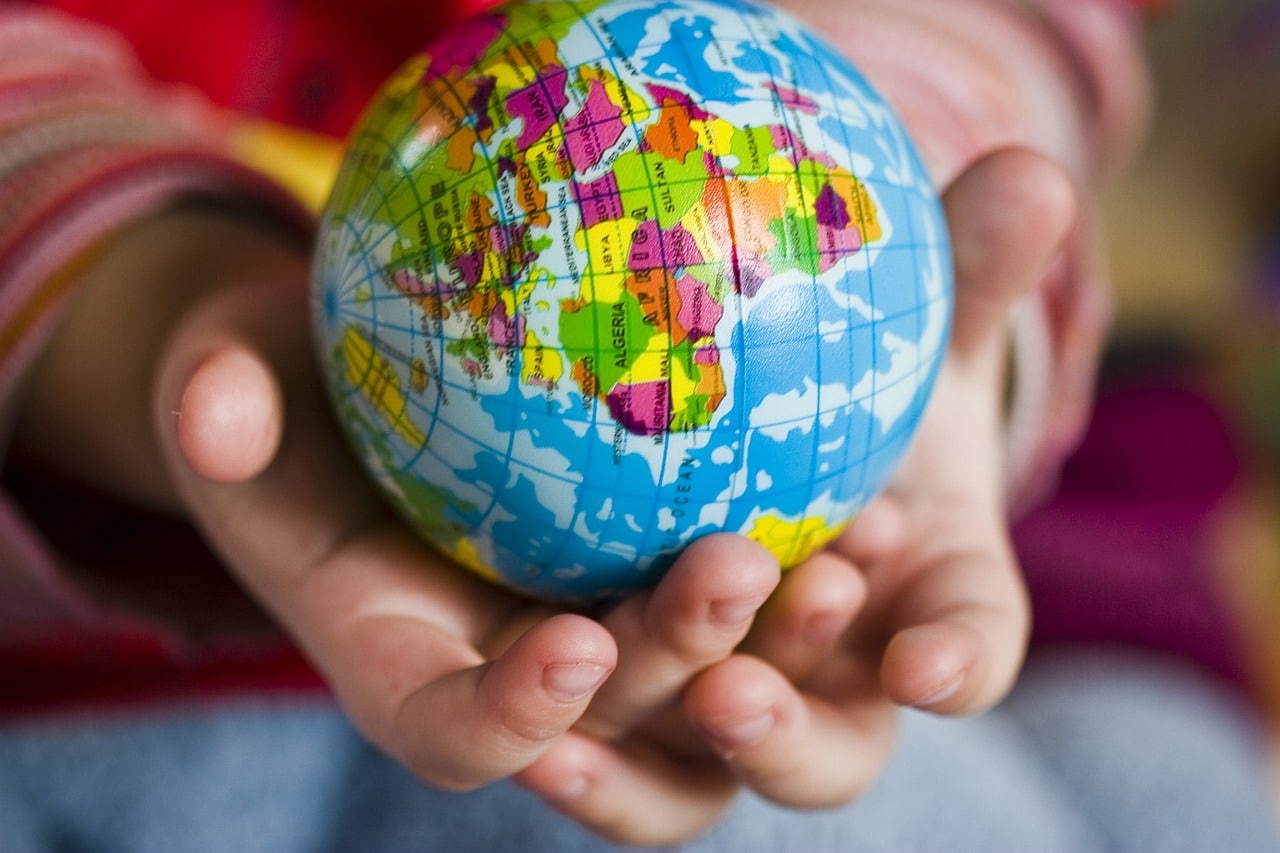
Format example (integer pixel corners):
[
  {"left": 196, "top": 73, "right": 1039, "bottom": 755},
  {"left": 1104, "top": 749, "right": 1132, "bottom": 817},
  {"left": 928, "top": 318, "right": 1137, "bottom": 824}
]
[
  {"left": 0, "top": 8, "right": 308, "bottom": 636},
  {"left": 0, "top": 9, "right": 309, "bottom": 433}
]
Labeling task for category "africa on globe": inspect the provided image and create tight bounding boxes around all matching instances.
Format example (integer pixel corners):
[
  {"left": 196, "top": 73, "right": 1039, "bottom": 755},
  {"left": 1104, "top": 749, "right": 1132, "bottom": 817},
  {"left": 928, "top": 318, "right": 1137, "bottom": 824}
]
[{"left": 311, "top": 0, "right": 952, "bottom": 602}]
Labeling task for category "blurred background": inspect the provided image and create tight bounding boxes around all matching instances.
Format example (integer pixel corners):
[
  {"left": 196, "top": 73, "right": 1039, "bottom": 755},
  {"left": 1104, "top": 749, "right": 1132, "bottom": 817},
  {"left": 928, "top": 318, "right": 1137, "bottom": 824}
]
[{"left": 1028, "top": 0, "right": 1280, "bottom": 761}]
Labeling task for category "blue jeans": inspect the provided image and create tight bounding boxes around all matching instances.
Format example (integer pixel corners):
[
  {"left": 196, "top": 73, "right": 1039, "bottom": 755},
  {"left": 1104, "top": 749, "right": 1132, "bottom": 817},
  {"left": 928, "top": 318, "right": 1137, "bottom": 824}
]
[{"left": 1, "top": 648, "right": 1276, "bottom": 852}]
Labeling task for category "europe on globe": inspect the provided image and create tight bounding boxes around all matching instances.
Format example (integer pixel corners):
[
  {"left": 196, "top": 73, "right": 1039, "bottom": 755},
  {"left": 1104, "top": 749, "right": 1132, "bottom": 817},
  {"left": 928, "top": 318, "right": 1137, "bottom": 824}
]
[{"left": 311, "top": 0, "right": 952, "bottom": 602}]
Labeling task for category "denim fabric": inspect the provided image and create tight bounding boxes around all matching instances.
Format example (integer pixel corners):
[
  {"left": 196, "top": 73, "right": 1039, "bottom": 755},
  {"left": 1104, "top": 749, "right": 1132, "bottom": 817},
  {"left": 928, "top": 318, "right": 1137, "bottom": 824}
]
[{"left": 1, "top": 649, "right": 1276, "bottom": 853}]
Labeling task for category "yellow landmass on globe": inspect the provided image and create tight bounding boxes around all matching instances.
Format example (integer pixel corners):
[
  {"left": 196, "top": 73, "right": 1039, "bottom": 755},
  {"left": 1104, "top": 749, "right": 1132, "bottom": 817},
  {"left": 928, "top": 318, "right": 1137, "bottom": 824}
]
[
  {"left": 512, "top": 279, "right": 538, "bottom": 313},
  {"left": 521, "top": 330, "right": 565, "bottom": 389},
  {"left": 746, "top": 513, "right": 847, "bottom": 567},
  {"left": 690, "top": 116, "right": 737, "bottom": 161},
  {"left": 769, "top": 160, "right": 808, "bottom": 212},
  {"left": 487, "top": 35, "right": 563, "bottom": 91},
  {"left": 666, "top": 349, "right": 703, "bottom": 428},
  {"left": 829, "top": 170, "right": 884, "bottom": 242},
  {"left": 675, "top": 196, "right": 723, "bottom": 267},
  {"left": 627, "top": 333, "right": 679, "bottom": 384},
  {"left": 578, "top": 64, "right": 651, "bottom": 127},
  {"left": 342, "top": 327, "right": 427, "bottom": 448},
  {"left": 579, "top": 216, "right": 638, "bottom": 287},
  {"left": 442, "top": 537, "right": 501, "bottom": 585},
  {"left": 523, "top": 131, "right": 570, "bottom": 184}
]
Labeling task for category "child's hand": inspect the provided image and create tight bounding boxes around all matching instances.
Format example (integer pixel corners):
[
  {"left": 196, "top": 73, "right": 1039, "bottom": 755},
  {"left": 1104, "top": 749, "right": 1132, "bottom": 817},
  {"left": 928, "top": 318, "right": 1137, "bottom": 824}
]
[
  {"left": 517, "top": 148, "right": 1076, "bottom": 842},
  {"left": 8, "top": 5, "right": 1122, "bottom": 842},
  {"left": 767, "top": 148, "right": 1073, "bottom": 726},
  {"left": 12, "top": 202, "right": 791, "bottom": 844},
  {"left": 832, "top": 150, "right": 1075, "bottom": 717},
  {"left": 2, "top": 1, "right": 1141, "bottom": 846},
  {"left": 11, "top": 148, "right": 1062, "bottom": 851},
  {"left": 620, "top": 1, "right": 1144, "bottom": 820},
  {"left": 10, "top": 148, "right": 1072, "bottom": 848}
]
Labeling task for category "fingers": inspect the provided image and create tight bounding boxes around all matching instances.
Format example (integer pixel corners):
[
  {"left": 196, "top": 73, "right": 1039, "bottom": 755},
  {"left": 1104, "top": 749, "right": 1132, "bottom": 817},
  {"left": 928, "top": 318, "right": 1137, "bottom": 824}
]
[
  {"left": 155, "top": 278, "right": 621, "bottom": 790},
  {"left": 517, "top": 732, "right": 737, "bottom": 846},
  {"left": 684, "top": 655, "right": 897, "bottom": 809},
  {"left": 851, "top": 149, "right": 1075, "bottom": 717},
  {"left": 155, "top": 278, "right": 396, "bottom": 602},
  {"left": 828, "top": 484, "right": 1030, "bottom": 718},
  {"left": 738, "top": 550, "right": 865, "bottom": 685},
  {"left": 701, "top": 552, "right": 894, "bottom": 811},
  {"left": 514, "top": 535, "right": 781, "bottom": 845},
  {"left": 520, "top": 539, "right": 877, "bottom": 842},
  {"left": 385, "top": 613, "right": 617, "bottom": 791},
  {"left": 578, "top": 534, "right": 781, "bottom": 741},
  {"left": 852, "top": 513, "right": 1026, "bottom": 719},
  {"left": 177, "top": 346, "right": 283, "bottom": 483},
  {"left": 520, "top": 651, "right": 896, "bottom": 841},
  {"left": 874, "top": 544, "right": 1030, "bottom": 715},
  {"left": 944, "top": 147, "right": 1077, "bottom": 367}
]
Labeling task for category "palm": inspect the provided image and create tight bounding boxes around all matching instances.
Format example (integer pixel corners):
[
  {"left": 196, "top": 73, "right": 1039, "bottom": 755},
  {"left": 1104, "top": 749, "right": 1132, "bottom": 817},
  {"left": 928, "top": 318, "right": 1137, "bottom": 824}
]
[{"left": 139, "top": 150, "right": 1079, "bottom": 846}]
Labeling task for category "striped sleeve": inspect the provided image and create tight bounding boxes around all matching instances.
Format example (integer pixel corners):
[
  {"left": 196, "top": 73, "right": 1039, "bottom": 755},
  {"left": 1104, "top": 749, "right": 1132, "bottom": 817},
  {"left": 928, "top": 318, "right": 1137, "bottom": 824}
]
[{"left": 0, "top": 8, "right": 310, "bottom": 637}]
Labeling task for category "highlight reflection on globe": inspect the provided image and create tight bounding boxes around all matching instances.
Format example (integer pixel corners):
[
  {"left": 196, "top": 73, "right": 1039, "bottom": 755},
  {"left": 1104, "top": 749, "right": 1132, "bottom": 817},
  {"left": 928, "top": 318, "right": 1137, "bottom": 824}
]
[{"left": 311, "top": 0, "right": 952, "bottom": 603}]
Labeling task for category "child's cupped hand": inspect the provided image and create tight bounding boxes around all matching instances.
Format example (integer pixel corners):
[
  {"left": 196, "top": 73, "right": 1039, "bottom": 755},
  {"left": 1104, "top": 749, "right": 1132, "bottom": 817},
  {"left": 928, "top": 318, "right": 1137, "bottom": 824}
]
[{"left": 9, "top": 141, "right": 1073, "bottom": 849}]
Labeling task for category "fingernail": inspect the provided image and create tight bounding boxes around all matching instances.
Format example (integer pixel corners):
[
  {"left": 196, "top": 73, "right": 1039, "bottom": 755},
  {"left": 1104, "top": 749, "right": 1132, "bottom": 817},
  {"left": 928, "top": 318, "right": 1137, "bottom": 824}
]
[
  {"left": 914, "top": 673, "right": 964, "bottom": 709},
  {"left": 804, "top": 611, "right": 847, "bottom": 646},
  {"left": 543, "top": 662, "right": 610, "bottom": 702},
  {"left": 710, "top": 594, "right": 768, "bottom": 627},
  {"left": 543, "top": 772, "right": 590, "bottom": 803},
  {"left": 702, "top": 710, "right": 775, "bottom": 758}
]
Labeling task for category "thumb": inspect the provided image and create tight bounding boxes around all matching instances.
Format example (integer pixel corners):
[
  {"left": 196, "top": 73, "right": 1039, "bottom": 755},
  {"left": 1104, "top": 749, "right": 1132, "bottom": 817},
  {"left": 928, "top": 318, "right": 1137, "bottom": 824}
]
[
  {"left": 176, "top": 344, "right": 284, "bottom": 483},
  {"left": 943, "top": 148, "right": 1077, "bottom": 364}
]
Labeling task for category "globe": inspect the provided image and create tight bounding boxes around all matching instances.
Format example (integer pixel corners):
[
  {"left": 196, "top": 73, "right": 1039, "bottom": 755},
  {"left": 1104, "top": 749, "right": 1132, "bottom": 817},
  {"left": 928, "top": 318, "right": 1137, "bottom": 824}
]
[{"left": 311, "top": 0, "right": 952, "bottom": 603}]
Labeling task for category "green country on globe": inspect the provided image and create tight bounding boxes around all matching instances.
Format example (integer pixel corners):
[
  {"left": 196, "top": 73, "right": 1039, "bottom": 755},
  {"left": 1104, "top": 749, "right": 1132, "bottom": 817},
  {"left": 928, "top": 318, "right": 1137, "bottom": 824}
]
[{"left": 311, "top": 0, "right": 952, "bottom": 602}]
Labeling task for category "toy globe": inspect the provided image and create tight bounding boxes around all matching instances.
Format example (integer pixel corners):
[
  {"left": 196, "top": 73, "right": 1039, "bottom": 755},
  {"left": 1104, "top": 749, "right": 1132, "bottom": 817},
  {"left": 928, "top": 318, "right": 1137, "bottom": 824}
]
[{"left": 311, "top": 0, "right": 951, "bottom": 603}]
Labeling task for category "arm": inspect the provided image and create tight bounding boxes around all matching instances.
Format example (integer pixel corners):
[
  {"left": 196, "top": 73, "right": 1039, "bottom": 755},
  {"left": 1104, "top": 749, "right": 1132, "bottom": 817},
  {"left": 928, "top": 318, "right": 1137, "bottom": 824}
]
[
  {"left": 0, "top": 7, "right": 311, "bottom": 639},
  {"left": 0, "top": 9, "right": 803, "bottom": 846},
  {"left": 0, "top": 3, "right": 1159, "bottom": 845}
]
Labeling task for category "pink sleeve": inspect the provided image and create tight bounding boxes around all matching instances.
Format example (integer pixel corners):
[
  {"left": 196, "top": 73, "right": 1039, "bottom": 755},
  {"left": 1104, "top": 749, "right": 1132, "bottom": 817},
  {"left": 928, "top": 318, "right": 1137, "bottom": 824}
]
[
  {"left": 818, "top": 0, "right": 1152, "bottom": 512},
  {"left": 0, "top": 8, "right": 310, "bottom": 641}
]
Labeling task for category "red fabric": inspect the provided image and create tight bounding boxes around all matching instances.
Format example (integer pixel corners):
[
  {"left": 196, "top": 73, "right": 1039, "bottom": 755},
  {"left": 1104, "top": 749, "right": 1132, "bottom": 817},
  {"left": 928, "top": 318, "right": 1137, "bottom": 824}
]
[
  {"left": 0, "top": 631, "right": 325, "bottom": 718},
  {"left": 33, "top": 0, "right": 502, "bottom": 137}
]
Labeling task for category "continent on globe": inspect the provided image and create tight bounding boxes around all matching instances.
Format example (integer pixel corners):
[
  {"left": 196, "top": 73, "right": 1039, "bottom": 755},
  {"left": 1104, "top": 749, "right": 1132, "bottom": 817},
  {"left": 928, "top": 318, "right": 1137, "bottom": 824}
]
[{"left": 311, "top": 0, "right": 953, "bottom": 603}]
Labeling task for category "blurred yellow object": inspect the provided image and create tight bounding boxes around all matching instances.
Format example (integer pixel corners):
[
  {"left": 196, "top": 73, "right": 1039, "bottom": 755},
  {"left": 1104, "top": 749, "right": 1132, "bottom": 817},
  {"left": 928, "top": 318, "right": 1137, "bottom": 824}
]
[{"left": 230, "top": 121, "right": 342, "bottom": 214}]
